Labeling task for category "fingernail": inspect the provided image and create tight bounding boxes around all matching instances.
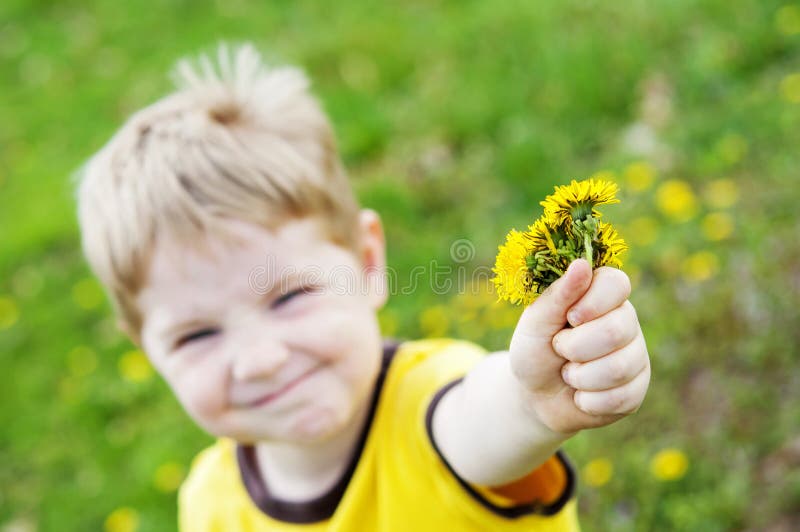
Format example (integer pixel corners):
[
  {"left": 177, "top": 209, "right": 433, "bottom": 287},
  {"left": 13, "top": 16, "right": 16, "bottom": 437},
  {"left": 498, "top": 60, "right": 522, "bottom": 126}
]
[
  {"left": 567, "top": 309, "right": 581, "bottom": 326},
  {"left": 561, "top": 364, "right": 571, "bottom": 385},
  {"left": 552, "top": 335, "right": 562, "bottom": 355}
]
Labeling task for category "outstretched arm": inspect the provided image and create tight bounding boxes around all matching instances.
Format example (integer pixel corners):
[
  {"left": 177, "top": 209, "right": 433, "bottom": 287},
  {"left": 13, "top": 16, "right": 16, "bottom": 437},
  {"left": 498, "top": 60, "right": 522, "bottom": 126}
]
[{"left": 431, "top": 259, "right": 650, "bottom": 487}]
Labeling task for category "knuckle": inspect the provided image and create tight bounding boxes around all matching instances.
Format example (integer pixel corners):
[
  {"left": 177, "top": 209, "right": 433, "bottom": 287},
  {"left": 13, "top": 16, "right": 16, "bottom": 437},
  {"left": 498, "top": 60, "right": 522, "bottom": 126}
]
[
  {"left": 623, "top": 300, "right": 639, "bottom": 322},
  {"left": 607, "top": 357, "right": 628, "bottom": 384},
  {"left": 573, "top": 302, "right": 597, "bottom": 324},
  {"left": 605, "top": 388, "right": 628, "bottom": 412},
  {"left": 604, "top": 319, "right": 626, "bottom": 347}
]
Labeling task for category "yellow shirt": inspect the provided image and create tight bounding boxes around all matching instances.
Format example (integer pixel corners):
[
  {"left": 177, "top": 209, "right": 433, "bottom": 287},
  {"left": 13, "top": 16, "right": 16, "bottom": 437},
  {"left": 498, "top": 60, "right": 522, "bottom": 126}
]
[{"left": 179, "top": 339, "right": 580, "bottom": 531}]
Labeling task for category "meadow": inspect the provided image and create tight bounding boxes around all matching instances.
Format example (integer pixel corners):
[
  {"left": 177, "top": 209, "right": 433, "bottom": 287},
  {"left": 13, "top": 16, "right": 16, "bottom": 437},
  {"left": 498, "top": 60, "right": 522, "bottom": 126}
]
[{"left": 1, "top": 1, "right": 799, "bottom": 530}]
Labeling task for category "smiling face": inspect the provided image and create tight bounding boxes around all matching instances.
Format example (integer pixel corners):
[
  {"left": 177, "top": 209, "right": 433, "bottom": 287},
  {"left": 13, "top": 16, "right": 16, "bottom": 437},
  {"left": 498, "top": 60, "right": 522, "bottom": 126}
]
[{"left": 137, "top": 215, "right": 387, "bottom": 444}]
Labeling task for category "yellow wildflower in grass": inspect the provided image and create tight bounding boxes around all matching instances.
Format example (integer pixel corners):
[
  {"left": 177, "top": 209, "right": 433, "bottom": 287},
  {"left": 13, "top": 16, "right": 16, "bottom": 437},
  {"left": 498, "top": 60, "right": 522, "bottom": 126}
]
[
  {"left": 702, "top": 179, "right": 740, "bottom": 209},
  {"left": 68, "top": 346, "right": 98, "bottom": 377},
  {"left": 118, "top": 350, "right": 154, "bottom": 383},
  {"left": 419, "top": 305, "right": 450, "bottom": 338},
  {"left": 624, "top": 161, "right": 656, "bottom": 192},
  {"left": 0, "top": 296, "right": 20, "bottom": 330},
  {"left": 780, "top": 73, "right": 800, "bottom": 103},
  {"left": 493, "top": 178, "right": 626, "bottom": 305},
  {"left": 650, "top": 448, "right": 689, "bottom": 481},
  {"left": 540, "top": 178, "right": 620, "bottom": 227},
  {"left": 72, "top": 277, "right": 105, "bottom": 310},
  {"left": 582, "top": 458, "right": 614, "bottom": 487},
  {"left": 701, "top": 212, "right": 735, "bottom": 241},
  {"left": 655, "top": 180, "right": 698, "bottom": 222},
  {"left": 776, "top": 5, "right": 800, "bottom": 35},
  {"left": 154, "top": 461, "right": 186, "bottom": 493},
  {"left": 104, "top": 507, "right": 140, "bottom": 532},
  {"left": 681, "top": 251, "right": 720, "bottom": 282}
]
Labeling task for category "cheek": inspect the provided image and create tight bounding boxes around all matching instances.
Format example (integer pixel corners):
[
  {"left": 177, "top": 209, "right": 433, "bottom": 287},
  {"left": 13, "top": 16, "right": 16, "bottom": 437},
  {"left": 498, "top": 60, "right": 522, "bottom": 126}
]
[{"left": 170, "top": 359, "right": 229, "bottom": 424}]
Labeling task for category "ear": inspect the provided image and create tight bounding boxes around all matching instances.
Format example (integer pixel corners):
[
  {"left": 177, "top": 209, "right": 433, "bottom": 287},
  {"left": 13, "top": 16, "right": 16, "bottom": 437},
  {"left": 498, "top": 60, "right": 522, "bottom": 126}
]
[{"left": 358, "top": 209, "right": 388, "bottom": 309}]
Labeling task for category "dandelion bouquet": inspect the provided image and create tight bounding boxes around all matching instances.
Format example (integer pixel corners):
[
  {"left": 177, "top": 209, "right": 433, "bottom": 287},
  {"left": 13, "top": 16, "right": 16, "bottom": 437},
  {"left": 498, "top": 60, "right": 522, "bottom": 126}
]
[{"left": 492, "top": 178, "right": 627, "bottom": 306}]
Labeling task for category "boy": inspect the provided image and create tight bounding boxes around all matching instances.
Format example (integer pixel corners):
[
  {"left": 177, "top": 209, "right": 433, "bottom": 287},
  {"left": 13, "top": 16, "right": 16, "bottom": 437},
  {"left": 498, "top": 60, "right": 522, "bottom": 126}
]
[{"left": 77, "top": 44, "right": 650, "bottom": 531}]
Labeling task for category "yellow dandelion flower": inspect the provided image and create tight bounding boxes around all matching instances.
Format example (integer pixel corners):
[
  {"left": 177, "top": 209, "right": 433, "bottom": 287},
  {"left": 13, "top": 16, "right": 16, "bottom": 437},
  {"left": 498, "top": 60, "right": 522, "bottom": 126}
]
[
  {"left": 540, "top": 178, "right": 620, "bottom": 227},
  {"left": 154, "top": 462, "right": 186, "bottom": 493},
  {"left": 72, "top": 278, "right": 105, "bottom": 310},
  {"left": 583, "top": 458, "right": 613, "bottom": 487},
  {"left": 780, "top": 73, "right": 800, "bottom": 103},
  {"left": 624, "top": 161, "right": 656, "bottom": 193},
  {"left": 650, "top": 448, "right": 689, "bottom": 481},
  {"left": 104, "top": 507, "right": 140, "bottom": 532},
  {"left": 702, "top": 179, "right": 740, "bottom": 209},
  {"left": 627, "top": 216, "right": 659, "bottom": 246},
  {"left": 492, "top": 229, "right": 540, "bottom": 306},
  {"left": 681, "top": 251, "right": 720, "bottom": 282},
  {"left": 0, "top": 296, "right": 20, "bottom": 330},
  {"left": 494, "top": 178, "right": 626, "bottom": 305},
  {"left": 594, "top": 221, "right": 627, "bottom": 268},
  {"left": 701, "top": 212, "right": 734, "bottom": 241},
  {"left": 118, "top": 350, "right": 154, "bottom": 383},
  {"left": 419, "top": 305, "right": 450, "bottom": 338},
  {"left": 656, "top": 180, "right": 698, "bottom": 222},
  {"left": 776, "top": 5, "right": 800, "bottom": 35}
]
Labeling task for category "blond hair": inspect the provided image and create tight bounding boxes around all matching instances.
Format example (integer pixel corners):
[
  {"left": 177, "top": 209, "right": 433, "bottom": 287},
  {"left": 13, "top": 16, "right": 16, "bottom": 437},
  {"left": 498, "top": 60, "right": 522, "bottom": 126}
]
[{"left": 77, "top": 43, "right": 360, "bottom": 337}]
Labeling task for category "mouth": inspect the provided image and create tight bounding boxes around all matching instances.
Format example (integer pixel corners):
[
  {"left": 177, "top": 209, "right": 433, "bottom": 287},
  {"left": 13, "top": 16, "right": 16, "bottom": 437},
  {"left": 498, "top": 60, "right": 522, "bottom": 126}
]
[{"left": 247, "top": 367, "right": 320, "bottom": 408}]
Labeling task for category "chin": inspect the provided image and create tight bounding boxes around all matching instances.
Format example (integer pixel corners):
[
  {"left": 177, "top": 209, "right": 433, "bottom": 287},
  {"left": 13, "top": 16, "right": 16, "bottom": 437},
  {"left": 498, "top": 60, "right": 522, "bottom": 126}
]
[{"left": 289, "top": 405, "right": 350, "bottom": 443}]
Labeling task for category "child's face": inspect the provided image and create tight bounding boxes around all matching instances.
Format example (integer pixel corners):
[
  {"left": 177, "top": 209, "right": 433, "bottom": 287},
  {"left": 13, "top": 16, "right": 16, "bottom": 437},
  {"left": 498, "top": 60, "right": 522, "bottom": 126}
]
[{"left": 137, "top": 215, "right": 386, "bottom": 444}]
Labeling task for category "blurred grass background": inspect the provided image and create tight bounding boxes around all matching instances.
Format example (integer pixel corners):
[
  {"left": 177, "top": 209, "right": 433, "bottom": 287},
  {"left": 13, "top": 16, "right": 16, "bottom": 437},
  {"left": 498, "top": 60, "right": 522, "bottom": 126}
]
[{"left": 2, "top": 0, "right": 800, "bottom": 530}]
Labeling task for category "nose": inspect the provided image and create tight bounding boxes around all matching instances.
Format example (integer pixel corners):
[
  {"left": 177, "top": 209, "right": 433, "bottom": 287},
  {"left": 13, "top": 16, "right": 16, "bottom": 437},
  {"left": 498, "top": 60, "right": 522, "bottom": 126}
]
[{"left": 230, "top": 330, "right": 290, "bottom": 382}]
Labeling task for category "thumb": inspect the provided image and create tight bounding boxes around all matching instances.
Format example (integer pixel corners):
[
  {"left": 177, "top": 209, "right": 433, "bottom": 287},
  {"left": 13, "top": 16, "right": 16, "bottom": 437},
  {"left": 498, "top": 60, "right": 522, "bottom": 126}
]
[{"left": 511, "top": 259, "right": 593, "bottom": 349}]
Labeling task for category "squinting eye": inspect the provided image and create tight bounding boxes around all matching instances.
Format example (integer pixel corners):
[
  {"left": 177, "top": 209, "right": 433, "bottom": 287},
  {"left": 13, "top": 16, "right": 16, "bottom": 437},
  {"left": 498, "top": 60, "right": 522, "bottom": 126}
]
[
  {"left": 271, "top": 287, "right": 315, "bottom": 309},
  {"left": 176, "top": 328, "right": 219, "bottom": 349}
]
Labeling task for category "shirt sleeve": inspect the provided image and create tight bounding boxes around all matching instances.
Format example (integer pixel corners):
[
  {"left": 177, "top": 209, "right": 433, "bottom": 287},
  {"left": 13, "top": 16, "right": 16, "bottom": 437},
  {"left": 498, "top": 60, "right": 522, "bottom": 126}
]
[{"left": 383, "top": 339, "right": 578, "bottom": 528}]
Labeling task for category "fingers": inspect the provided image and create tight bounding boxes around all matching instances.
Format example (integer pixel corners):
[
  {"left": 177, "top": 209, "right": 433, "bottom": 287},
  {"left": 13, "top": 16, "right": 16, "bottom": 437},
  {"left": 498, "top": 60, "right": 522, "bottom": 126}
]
[
  {"left": 553, "top": 300, "right": 639, "bottom": 363},
  {"left": 511, "top": 259, "right": 592, "bottom": 351},
  {"left": 572, "top": 362, "right": 650, "bottom": 415},
  {"left": 560, "top": 334, "right": 648, "bottom": 391},
  {"left": 567, "top": 267, "right": 631, "bottom": 327}
]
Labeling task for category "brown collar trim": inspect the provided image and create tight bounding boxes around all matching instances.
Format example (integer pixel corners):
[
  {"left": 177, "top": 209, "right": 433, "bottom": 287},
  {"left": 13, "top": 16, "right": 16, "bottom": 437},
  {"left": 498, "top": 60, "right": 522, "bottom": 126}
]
[{"left": 236, "top": 341, "right": 399, "bottom": 524}]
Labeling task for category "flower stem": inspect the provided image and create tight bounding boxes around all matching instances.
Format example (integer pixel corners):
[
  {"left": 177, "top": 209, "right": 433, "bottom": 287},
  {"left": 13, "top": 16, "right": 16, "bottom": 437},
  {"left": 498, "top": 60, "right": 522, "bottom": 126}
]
[{"left": 584, "top": 230, "right": 593, "bottom": 269}]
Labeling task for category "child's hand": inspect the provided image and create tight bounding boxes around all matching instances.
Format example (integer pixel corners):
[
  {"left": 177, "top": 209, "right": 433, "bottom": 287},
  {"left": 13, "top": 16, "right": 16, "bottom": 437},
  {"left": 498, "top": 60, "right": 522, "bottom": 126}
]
[{"left": 508, "top": 259, "right": 650, "bottom": 435}]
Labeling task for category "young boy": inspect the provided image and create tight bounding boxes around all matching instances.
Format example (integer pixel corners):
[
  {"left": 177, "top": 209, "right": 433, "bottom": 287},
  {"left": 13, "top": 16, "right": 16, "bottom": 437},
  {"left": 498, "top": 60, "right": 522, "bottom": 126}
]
[{"left": 77, "top": 44, "right": 650, "bottom": 531}]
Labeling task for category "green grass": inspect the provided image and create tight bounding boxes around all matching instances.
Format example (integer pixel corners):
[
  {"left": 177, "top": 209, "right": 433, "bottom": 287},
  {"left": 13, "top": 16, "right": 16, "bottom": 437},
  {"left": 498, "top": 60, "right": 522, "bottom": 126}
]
[{"left": 2, "top": 0, "right": 800, "bottom": 530}]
